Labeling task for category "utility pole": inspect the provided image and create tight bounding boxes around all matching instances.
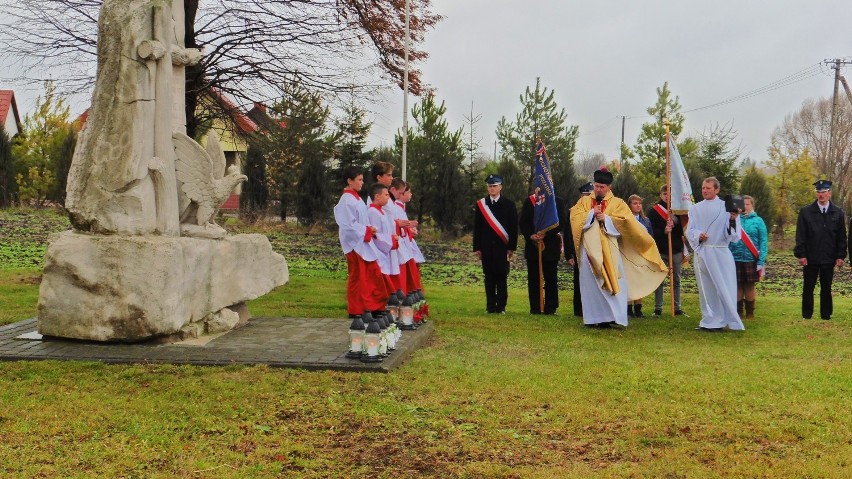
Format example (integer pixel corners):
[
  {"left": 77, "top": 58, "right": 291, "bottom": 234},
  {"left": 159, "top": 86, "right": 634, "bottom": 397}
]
[
  {"left": 620, "top": 115, "right": 626, "bottom": 163},
  {"left": 401, "top": 0, "right": 410, "bottom": 180},
  {"left": 825, "top": 58, "right": 852, "bottom": 176}
]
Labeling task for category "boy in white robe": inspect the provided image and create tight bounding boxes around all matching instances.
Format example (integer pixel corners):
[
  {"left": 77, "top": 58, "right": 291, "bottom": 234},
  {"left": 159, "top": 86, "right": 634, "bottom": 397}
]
[
  {"left": 333, "top": 167, "right": 387, "bottom": 318},
  {"left": 686, "top": 177, "right": 744, "bottom": 331},
  {"left": 366, "top": 183, "right": 399, "bottom": 298}
]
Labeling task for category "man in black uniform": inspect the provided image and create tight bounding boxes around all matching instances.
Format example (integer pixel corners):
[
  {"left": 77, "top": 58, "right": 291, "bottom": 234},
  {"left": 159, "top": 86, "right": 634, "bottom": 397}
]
[
  {"left": 473, "top": 174, "right": 518, "bottom": 314},
  {"left": 565, "top": 182, "right": 593, "bottom": 317},
  {"left": 520, "top": 191, "right": 565, "bottom": 314},
  {"left": 648, "top": 184, "right": 687, "bottom": 316},
  {"left": 794, "top": 179, "right": 847, "bottom": 320}
]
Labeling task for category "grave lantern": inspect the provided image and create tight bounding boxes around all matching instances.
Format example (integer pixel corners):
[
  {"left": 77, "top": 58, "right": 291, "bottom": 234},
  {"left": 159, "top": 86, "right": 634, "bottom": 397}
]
[
  {"left": 345, "top": 314, "right": 365, "bottom": 359},
  {"left": 361, "top": 314, "right": 383, "bottom": 363}
]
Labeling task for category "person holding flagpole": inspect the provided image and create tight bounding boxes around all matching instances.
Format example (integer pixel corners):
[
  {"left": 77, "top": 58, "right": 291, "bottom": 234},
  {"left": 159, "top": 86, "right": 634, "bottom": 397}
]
[
  {"left": 569, "top": 167, "right": 667, "bottom": 328},
  {"left": 729, "top": 195, "right": 768, "bottom": 319},
  {"left": 648, "top": 184, "right": 688, "bottom": 316},
  {"left": 686, "top": 177, "right": 744, "bottom": 332},
  {"left": 519, "top": 140, "right": 564, "bottom": 315},
  {"left": 654, "top": 129, "right": 694, "bottom": 317},
  {"left": 473, "top": 174, "right": 518, "bottom": 314}
]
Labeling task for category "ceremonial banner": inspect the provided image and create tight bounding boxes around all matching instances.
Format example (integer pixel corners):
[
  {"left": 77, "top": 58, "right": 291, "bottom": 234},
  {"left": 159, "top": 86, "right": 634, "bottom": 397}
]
[
  {"left": 533, "top": 141, "right": 560, "bottom": 235},
  {"left": 669, "top": 137, "right": 694, "bottom": 214}
]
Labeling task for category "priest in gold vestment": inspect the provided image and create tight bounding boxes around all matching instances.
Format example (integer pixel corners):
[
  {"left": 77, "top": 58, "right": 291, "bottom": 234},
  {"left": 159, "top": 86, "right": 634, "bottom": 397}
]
[{"left": 570, "top": 168, "right": 668, "bottom": 327}]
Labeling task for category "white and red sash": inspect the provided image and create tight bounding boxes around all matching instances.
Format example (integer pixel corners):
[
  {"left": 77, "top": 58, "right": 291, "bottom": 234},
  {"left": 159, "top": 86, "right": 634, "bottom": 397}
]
[
  {"left": 740, "top": 228, "right": 759, "bottom": 259},
  {"left": 477, "top": 198, "right": 509, "bottom": 245},
  {"left": 653, "top": 203, "right": 669, "bottom": 221}
]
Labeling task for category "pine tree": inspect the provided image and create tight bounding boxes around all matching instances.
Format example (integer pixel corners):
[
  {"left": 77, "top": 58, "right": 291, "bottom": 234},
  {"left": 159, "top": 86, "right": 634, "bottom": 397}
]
[
  {"left": 496, "top": 78, "right": 579, "bottom": 202},
  {"left": 239, "top": 141, "right": 269, "bottom": 223},
  {"left": 0, "top": 127, "right": 16, "bottom": 207},
  {"left": 495, "top": 157, "right": 525, "bottom": 207},
  {"left": 334, "top": 96, "right": 372, "bottom": 175},
  {"left": 739, "top": 164, "right": 776, "bottom": 231},
  {"left": 611, "top": 163, "right": 641, "bottom": 200},
  {"left": 397, "top": 93, "right": 466, "bottom": 234},
  {"left": 265, "top": 83, "right": 336, "bottom": 221},
  {"left": 633, "top": 82, "right": 685, "bottom": 196},
  {"left": 461, "top": 103, "right": 485, "bottom": 231},
  {"left": 691, "top": 123, "right": 744, "bottom": 195},
  {"left": 295, "top": 147, "right": 329, "bottom": 227}
]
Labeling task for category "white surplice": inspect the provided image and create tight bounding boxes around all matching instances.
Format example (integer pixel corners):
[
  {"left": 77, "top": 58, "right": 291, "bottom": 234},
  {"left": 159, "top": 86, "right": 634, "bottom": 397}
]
[
  {"left": 333, "top": 191, "right": 380, "bottom": 261},
  {"left": 367, "top": 205, "right": 399, "bottom": 275},
  {"left": 578, "top": 210, "right": 629, "bottom": 326},
  {"left": 686, "top": 197, "right": 745, "bottom": 330}
]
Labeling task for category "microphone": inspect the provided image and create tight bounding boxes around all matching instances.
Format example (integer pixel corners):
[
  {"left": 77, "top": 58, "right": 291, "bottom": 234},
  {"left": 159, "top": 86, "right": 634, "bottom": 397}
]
[{"left": 595, "top": 195, "right": 605, "bottom": 227}]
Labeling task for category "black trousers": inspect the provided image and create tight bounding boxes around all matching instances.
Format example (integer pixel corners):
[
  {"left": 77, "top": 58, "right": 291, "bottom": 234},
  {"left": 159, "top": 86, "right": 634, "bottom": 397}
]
[
  {"left": 802, "top": 263, "right": 835, "bottom": 319},
  {"left": 526, "top": 258, "right": 559, "bottom": 313},
  {"left": 482, "top": 256, "right": 510, "bottom": 313},
  {"left": 572, "top": 263, "right": 582, "bottom": 316}
]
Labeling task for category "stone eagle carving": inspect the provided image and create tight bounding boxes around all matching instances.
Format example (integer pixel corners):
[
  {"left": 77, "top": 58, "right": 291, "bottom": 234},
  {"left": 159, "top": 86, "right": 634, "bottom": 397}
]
[{"left": 173, "top": 131, "right": 247, "bottom": 238}]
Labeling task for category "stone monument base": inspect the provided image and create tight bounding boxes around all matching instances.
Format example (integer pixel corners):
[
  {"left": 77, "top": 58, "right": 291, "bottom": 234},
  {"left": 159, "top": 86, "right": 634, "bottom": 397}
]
[{"left": 37, "top": 231, "right": 288, "bottom": 342}]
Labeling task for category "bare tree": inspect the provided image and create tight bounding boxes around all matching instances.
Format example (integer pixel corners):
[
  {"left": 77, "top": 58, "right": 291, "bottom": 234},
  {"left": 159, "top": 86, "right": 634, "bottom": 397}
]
[
  {"left": 1, "top": 0, "right": 440, "bottom": 136},
  {"left": 774, "top": 98, "right": 852, "bottom": 210},
  {"left": 574, "top": 150, "right": 606, "bottom": 179}
]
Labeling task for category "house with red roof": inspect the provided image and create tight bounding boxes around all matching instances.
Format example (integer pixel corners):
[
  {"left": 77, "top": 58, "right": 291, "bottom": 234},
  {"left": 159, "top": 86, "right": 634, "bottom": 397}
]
[{"left": 0, "top": 90, "right": 24, "bottom": 137}]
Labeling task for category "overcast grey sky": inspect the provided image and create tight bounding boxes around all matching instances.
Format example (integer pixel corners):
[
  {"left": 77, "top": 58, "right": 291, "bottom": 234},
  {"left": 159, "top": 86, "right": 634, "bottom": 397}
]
[
  {"left": 2, "top": 0, "right": 848, "bottom": 166},
  {"left": 367, "top": 0, "right": 850, "bottom": 164}
]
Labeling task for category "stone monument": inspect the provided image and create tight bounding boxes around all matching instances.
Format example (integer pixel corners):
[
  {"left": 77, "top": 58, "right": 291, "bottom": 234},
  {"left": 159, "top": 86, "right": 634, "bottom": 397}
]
[{"left": 37, "top": 0, "right": 288, "bottom": 342}]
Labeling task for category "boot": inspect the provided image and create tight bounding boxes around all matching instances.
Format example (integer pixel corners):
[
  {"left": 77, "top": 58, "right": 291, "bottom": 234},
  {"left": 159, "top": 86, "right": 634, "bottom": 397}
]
[
  {"left": 736, "top": 300, "right": 744, "bottom": 319},
  {"left": 744, "top": 300, "right": 755, "bottom": 319},
  {"left": 634, "top": 304, "right": 644, "bottom": 317},
  {"left": 627, "top": 304, "right": 634, "bottom": 317}
]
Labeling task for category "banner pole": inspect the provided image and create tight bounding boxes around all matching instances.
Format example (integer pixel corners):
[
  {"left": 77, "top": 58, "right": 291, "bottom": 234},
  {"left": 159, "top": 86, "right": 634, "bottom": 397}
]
[
  {"left": 538, "top": 242, "right": 545, "bottom": 313},
  {"left": 665, "top": 123, "right": 675, "bottom": 317}
]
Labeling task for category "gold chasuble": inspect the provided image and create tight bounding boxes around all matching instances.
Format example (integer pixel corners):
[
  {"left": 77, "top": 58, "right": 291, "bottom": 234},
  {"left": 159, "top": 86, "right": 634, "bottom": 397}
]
[{"left": 570, "top": 192, "right": 668, "bottom": 300}]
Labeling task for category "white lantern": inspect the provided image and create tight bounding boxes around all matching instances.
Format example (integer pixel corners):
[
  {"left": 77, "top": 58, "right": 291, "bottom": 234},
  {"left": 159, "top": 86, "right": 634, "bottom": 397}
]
[
  {"left": 346, "top": 315, "right": 365, "bottom": 359},
  {"left": 400, "top": 296, "right": 416, "bottom": 330},
  {"left": 361, "top": 316, "right": 383, "bottom": 363}
]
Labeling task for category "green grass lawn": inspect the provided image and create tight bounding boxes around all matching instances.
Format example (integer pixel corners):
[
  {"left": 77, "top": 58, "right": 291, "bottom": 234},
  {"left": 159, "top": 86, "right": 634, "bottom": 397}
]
[
  {"left": 1, "top": 209, "right": 850, "bottom": 477},
  {"left": 1, "top": 269, "right": 850, "bottom": 478}
]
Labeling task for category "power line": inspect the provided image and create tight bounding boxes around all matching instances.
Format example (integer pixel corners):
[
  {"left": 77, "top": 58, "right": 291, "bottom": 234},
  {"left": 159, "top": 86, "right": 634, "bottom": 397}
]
[
  {"left": 577, "top": 116, "right": 621, "bottom": 138},
  {"left": 619, "top": 62, "right": 828, "bottom": 120},
  {"left": 682, "top": 63, "right": 824, "bottom": 114}
]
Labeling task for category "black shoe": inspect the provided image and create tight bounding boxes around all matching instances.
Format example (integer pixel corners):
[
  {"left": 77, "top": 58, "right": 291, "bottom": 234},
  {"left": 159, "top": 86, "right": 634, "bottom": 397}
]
[
  {"left": 585, "top": 322, "right": 612, "bottom": 329},
  {"left": 674, "top": 310, "right": 684, "bottom": 316},
  {"left": 821, "top": 316, "right": 831, "bottom": 320},
  {"left": 802, "top": 316, "right": 812, "bottom": 320},
  {"left": 695, "top": 326, "right": 725, "bottom": 332},
  {"left": 634, "top": 305, "right": 644, "bottom": 317},
  {"left": 653, "top": 309, "right": 662, "bottom": 316}
]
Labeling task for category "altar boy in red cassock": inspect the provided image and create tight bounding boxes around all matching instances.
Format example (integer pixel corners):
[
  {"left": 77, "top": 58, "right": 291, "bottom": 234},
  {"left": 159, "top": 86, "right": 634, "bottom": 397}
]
[
  {"left": 366, "top": 183, "right": 400, "bottom": 300},
  {"left": 333, "top": 166, "right": 389, "bottom": 318}
]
